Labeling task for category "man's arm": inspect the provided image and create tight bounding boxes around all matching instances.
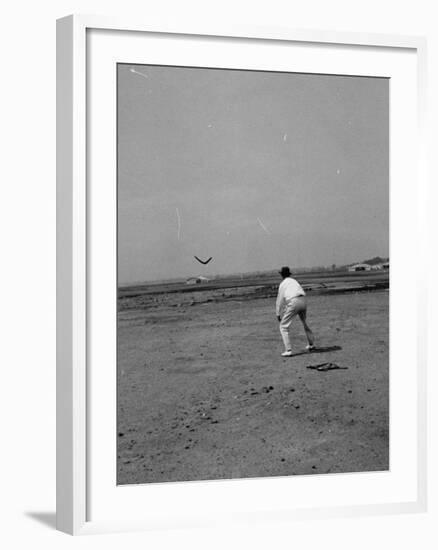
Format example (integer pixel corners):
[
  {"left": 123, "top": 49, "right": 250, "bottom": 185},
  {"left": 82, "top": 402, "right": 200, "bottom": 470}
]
[{"left": 276, "top": 284, "right": 283, "bottom": 319}]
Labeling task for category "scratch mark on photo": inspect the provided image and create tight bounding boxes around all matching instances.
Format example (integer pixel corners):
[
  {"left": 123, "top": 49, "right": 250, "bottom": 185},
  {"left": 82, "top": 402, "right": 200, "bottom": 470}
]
[
  {"left": 257, "top": 217, "right": 271, "bottom": 235},
  {"left": 129, "top": 68, "right": 149, "bottom": 80}
]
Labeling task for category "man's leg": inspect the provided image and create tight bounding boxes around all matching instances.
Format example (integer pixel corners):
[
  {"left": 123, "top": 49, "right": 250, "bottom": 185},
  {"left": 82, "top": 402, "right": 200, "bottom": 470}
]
[
  {"left": 279, "top": 322, "right": 292, "bottom": 351},
  {"left": 298, "top": 309, "right": 315, "bottom": 347},
  {"left": 279, "top": 303, "right": 297, "bottom": 352}
]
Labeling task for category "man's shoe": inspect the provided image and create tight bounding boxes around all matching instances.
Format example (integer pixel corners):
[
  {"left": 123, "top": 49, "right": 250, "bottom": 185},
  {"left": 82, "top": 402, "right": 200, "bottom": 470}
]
[
  {"left": 305, "top": 345, "right": 315, "bottom": 352},
  {"left": 281, "top": 350, "right": 293, "bottom": 357}
]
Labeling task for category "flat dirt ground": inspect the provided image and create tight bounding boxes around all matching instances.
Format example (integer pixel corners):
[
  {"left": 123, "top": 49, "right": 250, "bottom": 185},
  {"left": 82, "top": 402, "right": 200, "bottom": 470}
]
[{"left": 117, "top": 286, "right": 389, "bottom": 484}]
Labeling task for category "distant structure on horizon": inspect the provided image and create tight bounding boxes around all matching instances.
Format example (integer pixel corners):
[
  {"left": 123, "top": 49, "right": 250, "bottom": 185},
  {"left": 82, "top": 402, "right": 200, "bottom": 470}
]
[
  {"left": 348, "top": 261, "right": 389, "bottom": 272},
  {"left": 186, "top": 276, "right": 210, "bottom": 285},
  {"left": 348, "top": 263, "right": 372, "bottom": 272}
]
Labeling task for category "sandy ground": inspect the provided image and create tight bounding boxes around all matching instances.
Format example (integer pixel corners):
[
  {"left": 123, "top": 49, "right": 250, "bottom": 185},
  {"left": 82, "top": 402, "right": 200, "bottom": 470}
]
[{"left": 117, "top": 289, "right": 389, "bottom": 484}]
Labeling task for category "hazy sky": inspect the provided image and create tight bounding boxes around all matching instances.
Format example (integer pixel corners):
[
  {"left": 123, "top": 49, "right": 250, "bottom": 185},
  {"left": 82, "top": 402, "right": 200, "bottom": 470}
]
[{"left": 118, "top": 64, "right": 388, "bottom": 284}]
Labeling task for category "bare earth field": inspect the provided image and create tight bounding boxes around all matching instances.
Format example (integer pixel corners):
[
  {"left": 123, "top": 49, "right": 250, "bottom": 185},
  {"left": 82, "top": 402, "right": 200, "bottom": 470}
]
[{"left": 117, "top": 277, "right": 389, "bottom": 485}]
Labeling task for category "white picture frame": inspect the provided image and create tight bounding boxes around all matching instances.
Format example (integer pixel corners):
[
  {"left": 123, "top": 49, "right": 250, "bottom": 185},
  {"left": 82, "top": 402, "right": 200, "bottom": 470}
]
[{"left": 56, "top": 14, "right": 428, "bottom": 535}]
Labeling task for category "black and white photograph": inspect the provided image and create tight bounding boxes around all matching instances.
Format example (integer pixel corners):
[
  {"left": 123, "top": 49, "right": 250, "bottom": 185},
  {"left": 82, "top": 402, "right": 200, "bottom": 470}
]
[{"left": 117, "top": 63, "right": 389, "bottom": 485}]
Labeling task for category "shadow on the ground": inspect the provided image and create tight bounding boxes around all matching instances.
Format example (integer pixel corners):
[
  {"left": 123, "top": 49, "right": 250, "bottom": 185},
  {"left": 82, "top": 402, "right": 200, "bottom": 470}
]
[
  {"left": 25, "top": 511, "right": 56, "bottom": 530},
  {"left": 289, "top": 345, "right": 342, "bottom": 357}
]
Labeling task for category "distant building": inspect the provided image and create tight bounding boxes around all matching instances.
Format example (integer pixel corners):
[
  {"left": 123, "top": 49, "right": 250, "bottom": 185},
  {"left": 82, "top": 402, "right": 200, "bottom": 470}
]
[
  {"left": 348, "top": 263, "right": 372, "bottom": 272},
  {"left": 186, "top": 276, "right": 210, "bottom": 285}
]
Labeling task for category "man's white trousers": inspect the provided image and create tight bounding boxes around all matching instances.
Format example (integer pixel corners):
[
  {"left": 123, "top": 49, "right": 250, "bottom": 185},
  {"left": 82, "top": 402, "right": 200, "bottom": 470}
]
[{"left": 279, "top": 296, "right": 307, "bottom": 351}]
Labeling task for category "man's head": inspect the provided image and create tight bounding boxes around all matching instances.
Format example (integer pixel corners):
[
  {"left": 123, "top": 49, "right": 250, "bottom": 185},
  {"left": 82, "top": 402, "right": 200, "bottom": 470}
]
[{"left": 279, "top": 266, "right": 292, "bottom": 279}]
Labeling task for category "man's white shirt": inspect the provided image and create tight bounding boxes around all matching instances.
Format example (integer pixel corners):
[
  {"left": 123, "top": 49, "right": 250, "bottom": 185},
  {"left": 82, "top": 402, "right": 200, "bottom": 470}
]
[{"left": 276, "top": 277, "right": 306, "bottom": 316}]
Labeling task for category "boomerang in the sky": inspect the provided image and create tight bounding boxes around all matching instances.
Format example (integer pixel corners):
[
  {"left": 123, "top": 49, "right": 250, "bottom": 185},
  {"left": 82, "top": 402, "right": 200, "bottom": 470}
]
[{"left": 194, "top": 256, "right": 213, "bottom": 265}]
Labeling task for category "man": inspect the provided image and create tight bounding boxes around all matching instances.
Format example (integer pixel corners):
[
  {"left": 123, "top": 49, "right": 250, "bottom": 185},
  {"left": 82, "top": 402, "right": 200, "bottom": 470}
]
[{"left": 276, "top": 266, "right": 315, "bottom": 357}]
